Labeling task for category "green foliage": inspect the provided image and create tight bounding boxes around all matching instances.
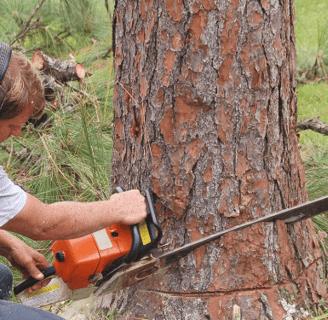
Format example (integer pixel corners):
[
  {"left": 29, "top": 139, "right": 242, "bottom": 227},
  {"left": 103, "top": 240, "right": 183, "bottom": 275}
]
[
  {"left": 0, "top": 0, "right": 114, "bottom": 56},
  {"left": 0, "top": 48, "right": 115, "bottom": 293},
  {"left": 297, "top": 83, "right": 328, "bottom": 145},
  {"left": 297, "top": 84, "right": 328, "bottom": 239},
  {"left": 295, "top": 0, "right": 328, "bottom": 75},
  {"left": 295, "top": 2, "right": 328, "bottom": 243}
]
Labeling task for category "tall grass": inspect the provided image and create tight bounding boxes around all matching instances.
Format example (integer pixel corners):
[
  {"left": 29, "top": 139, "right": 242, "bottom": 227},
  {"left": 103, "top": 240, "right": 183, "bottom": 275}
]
[
  {"left": 295, "top": 2, "right": 328, "bottom": 317},
  {"left": 295, "top": 0, "right": 328, "bottom": 76},
  {"left": 0, "top": 59, "right": 115, "bottom": 298},
  {"left": 0, "top": 0, "right": 113, "bottom": 53},
  {"left": 0, "top": 0, "right": 115, "bottom": 298}
]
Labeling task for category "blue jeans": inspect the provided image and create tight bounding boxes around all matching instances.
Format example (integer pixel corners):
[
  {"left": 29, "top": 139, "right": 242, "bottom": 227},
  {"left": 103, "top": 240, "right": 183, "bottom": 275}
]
[
  {"left": 0, "top": 263, "right": 13, "bottom": 301},
  {"left": 0, "top": 263, "right": 64, "bottom": 319}
]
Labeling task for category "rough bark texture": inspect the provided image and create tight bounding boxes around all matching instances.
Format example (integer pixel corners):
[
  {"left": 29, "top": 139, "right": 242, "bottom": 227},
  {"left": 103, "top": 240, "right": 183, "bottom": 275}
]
[{"left": 100, "top": 0, "right": 328, "bottom": 319}]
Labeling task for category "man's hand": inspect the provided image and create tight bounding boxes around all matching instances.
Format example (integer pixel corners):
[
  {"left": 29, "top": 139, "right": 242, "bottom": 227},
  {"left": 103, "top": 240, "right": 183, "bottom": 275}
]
[
  {"left": 8, "top": 241, "right": 51, "bottom": 293},
  {"left": 0, "top": 231, "right": 51, "bottom": 293},
  {"left": 110, "top": 189, "right": 148, "bottom": 225}
]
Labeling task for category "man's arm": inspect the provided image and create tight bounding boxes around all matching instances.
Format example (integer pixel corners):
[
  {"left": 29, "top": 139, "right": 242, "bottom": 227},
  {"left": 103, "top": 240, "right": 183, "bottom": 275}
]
[{"left": 1, "top": 189, "right": 147, "bottom": 241}]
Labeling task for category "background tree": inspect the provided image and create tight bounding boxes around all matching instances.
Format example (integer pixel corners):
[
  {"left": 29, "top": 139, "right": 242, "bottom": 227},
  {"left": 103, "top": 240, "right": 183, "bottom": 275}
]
[{"left": 97, "top": 0, "right": 328, "bottom": 319}]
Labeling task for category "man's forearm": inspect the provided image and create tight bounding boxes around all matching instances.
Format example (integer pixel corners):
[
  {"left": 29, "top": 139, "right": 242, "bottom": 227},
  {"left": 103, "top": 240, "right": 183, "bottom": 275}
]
[
  {"left": 1, "top": 190, "right": 147, "bottom": 241},
  {"left": 36, "top": 200, "right": 118, "bottom": 240}
]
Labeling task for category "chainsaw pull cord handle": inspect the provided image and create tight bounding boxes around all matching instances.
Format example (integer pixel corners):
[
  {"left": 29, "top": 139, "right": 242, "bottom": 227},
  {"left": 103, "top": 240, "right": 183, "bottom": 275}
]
[{"left": 14, "top": 265, "right": 56, "bottom": 296}]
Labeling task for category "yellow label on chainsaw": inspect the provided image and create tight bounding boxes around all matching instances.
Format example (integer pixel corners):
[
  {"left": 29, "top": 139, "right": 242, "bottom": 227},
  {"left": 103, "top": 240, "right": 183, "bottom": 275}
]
[
  {"left": 25, "top": 284, "right": 60, "bottom": 298},
  {"left": 139, "top": 221, "right": 151, "bottom": 245}
]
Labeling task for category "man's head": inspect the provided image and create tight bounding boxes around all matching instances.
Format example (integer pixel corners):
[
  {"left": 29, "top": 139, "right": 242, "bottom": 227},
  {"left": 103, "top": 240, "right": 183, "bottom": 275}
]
[{"left": 0, "top": 42, "right": 45, "bottom": 120}]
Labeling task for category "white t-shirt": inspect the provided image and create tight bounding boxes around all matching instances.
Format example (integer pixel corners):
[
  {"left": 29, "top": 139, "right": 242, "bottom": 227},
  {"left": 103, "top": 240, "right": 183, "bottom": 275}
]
[{"left": 0, "top": 166, "right": 27, "bottom": 227}]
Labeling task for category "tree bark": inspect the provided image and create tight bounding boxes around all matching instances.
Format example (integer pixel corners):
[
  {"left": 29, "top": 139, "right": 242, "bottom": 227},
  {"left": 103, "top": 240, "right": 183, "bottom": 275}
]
[{"left": 99, "top": 0, "right": 328, "bottom": 319}]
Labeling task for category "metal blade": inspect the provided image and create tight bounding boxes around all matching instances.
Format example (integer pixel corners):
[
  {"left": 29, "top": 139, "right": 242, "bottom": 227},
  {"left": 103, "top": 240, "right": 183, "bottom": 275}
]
[{"left": 159, "top": 195, "right": 328, "bottom": 267}]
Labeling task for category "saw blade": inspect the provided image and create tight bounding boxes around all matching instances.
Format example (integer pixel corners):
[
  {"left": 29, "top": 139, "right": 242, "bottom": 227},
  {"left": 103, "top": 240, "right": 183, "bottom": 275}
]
[{"left": 158, "top": 195, "right": 328, "bottom": 267}]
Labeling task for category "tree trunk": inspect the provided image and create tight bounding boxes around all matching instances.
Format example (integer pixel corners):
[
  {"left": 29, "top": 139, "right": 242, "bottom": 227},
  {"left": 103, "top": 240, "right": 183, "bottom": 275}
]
[{"left": 98, "top": 0, "right": 328, "bottom": 318}]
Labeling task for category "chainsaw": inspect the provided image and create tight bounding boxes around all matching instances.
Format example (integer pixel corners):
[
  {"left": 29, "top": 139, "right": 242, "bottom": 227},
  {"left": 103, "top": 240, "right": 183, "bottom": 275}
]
[{"left": 14, "top": 188, "right": 328, "bottom": 308}]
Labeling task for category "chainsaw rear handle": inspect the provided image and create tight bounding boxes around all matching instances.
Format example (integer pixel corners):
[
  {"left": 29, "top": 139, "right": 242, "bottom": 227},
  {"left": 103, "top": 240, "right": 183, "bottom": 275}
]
[{"left": 14, "top": 265, "right": 56, "bottom": 296}]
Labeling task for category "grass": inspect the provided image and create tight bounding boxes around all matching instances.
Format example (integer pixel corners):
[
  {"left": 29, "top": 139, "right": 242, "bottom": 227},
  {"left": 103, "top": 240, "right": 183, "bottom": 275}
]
[
  {"left": 297, "top": 82, "right": 328, "bottom": 166},
  {"left": 295, "top": 0, "right": 328, "bottom": 73},
  {"left": 0, "top": 0, "right": 328, "bottom": 319},
  {"left": 0, "top": 50, "right": 115, "bottom": 300},
  {"left": 295, "top": 1, "right": 328, "bottom": 319}
]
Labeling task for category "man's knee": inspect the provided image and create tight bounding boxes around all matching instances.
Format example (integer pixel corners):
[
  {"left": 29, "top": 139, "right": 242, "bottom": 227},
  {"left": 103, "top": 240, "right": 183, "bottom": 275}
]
[{"left": 0, "top": 263, "right": 13, "bottom": 301}]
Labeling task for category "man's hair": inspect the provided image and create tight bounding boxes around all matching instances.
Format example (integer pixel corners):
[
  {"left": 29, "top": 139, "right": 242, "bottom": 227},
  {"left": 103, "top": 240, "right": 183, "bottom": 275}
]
[{"left": 0, "top": 52, "right": 45, "bottom": 120}]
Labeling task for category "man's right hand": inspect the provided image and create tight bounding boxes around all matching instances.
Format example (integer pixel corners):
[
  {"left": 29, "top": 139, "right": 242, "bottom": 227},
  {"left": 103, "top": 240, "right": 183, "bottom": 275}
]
[{"left": 109, "top": 189, "right": 148, "bottom": 225}]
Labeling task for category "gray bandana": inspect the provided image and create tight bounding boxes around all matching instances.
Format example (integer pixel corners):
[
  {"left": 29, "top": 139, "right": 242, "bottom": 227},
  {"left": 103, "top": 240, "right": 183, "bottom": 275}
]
[{"left": 0, "top": 42, "right": 12, "bottom": 112}]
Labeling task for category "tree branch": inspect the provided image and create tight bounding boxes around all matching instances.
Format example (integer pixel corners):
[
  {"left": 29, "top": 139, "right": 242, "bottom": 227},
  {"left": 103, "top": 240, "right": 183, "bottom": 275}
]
[
  {"left": 297, "top": 118, "right": 328, "bottom": 136},
  {"left": 10, "top": 0, "right": 48, "bottom": 45}
]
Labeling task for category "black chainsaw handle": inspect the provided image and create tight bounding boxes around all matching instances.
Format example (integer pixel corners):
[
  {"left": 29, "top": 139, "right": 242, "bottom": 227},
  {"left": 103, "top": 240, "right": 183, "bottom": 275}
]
[
  {"left": 144, "top": 188, "right": 162, "bottom": 247},
  {"left": 14, "top": 265, "right": 56, "bottom": 296},
  {"left": 113, "top": 187, "right": 162, "bottom": 263}
]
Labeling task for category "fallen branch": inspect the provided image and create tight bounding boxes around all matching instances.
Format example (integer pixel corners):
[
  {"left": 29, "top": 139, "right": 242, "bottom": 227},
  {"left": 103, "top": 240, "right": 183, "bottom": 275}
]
[
  {"left": 0, "top": 142, "right": 40, "bottom": 168},
  {"left": 32, "top": 51, "right": 85, "bottom": 83},
  {"left": 297, "top": 66, "right": 312, "bottom": 84},
  {"left": 297, "top": 118, "right": 328, "bottom": 136},
  {"left": 297, "top": 75, "right": 328, "bottom": 85}
]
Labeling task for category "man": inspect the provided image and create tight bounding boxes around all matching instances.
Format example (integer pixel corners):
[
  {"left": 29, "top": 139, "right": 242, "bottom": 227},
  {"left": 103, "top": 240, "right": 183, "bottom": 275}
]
[{"left": 0, "top": 42, "right": 147, "bottom": 319}]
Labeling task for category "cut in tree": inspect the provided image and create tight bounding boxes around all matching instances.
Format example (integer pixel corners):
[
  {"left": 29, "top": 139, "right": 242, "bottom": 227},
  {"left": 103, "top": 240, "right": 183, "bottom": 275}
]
[{"left": 98, "top": 0, "right": 328, "bottom": 319}]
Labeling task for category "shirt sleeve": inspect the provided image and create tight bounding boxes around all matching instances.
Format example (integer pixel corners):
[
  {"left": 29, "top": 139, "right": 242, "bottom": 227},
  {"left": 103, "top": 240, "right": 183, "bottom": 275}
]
[{"left": 0, "top": 166, "right": 27, "bottom": 227}]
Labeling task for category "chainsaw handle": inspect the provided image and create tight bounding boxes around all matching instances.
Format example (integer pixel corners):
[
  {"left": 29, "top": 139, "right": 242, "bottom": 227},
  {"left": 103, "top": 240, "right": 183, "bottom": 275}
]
[
  {"left": 112, "top": 187, "right": 162, "bottom": 264},
  {"left": 14, "top": 265, "right": 56, "bottom": 296},
  {"left": 145, "top": 188, "right": 162, "bottom": 247}
]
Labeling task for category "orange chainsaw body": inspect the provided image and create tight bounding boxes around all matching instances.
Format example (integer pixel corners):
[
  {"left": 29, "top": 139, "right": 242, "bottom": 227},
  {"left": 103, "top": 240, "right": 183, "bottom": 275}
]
[
  {"left": 51, "top": 223, "right": 132, "bottom": 290},
  {"left": 13, "top": 188, "right": 163, "bottom": 298}
]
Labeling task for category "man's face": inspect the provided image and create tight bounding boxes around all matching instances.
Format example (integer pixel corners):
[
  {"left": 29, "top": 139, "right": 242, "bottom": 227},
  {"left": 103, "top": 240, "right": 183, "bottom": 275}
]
[{"left": 0, "top": 105, "right": 33, "bottom": 143}]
